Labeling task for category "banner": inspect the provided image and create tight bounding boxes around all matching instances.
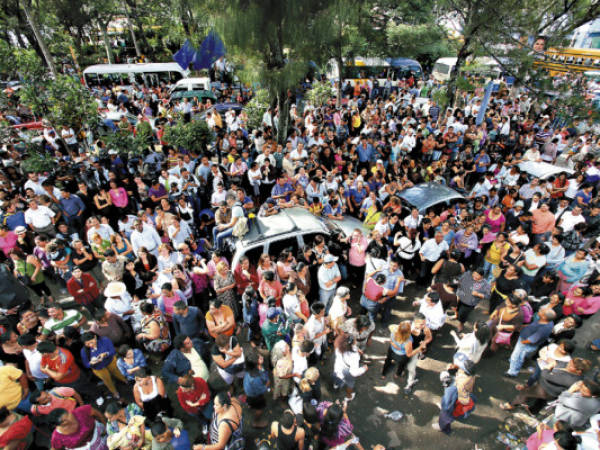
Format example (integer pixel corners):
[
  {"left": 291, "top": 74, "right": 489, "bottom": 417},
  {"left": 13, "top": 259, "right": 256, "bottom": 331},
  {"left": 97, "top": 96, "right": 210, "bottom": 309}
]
[
  {"left": 173, "top": 39, "right": 195, "bottom": 70},
  {"left": 476, "top": 81, "right": 493, "bottom": 126},
  {"left": 192, "top": 30, "right": 226, "bottom": 70}
]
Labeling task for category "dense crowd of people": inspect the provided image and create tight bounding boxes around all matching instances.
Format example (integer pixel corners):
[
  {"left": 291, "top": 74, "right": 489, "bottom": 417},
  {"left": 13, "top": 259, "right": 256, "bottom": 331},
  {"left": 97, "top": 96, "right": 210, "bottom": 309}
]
[{"left": 0, "top": 67, "right": 599, "bottom": 450}]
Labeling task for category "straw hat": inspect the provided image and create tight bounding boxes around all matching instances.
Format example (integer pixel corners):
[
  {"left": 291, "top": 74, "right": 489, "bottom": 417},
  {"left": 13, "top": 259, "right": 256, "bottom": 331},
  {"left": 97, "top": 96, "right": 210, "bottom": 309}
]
[{"left": 103, "top": 281, "right": 126, "bottom": 298}]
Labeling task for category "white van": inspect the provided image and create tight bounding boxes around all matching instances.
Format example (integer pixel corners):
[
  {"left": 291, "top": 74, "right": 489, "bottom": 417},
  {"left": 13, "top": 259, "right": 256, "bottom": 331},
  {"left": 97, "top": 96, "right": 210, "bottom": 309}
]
[
  {"left": 168, "top": 77, "right": 212, "bottom": 94},
  {"left": 432, "top": 57, "right": 502, "bottom": 82},
  {"left": 83, "top": 63, "right": 189, "bottom": 90}
]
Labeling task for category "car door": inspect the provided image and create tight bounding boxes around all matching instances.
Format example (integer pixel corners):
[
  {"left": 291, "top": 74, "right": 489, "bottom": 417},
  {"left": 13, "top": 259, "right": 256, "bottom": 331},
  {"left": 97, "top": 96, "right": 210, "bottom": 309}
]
[{"left": 266, "top": 235, "right": 300, "bottom": 259}]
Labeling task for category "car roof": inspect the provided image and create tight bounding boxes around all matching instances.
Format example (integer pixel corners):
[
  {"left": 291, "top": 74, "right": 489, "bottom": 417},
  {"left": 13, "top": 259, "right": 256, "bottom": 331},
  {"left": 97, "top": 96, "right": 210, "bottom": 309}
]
[
  {"left": 396, "top": 182, "right": 464, "bottom": 213},
  {"left": 174, "top": 77, "right": 211, "bottom": 85},
  {"left": 240, "top": 207, "right": 329, "bottom": 246},
  {"left": 518, "top": 161, "right": 574, "bottom": 179}
]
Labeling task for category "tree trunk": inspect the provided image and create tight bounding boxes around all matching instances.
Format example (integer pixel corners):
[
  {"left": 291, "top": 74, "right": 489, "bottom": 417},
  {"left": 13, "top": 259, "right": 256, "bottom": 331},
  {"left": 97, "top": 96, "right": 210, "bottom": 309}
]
[
  {"left": 126, "top": 14, "right": 141, "bottom": 58},
  {"left": 335, "top": 52, "right": 343, "bottom": 109},
  {"left": 21, "top": 0, "right": 57, "bottom": 76},
  {"left": 276, "top": 89, "right": 290, "bottom": 145},
  {"left": 102, "top": 27, "right": 114, "bottom": 64},
  {"left": 446, "top": 39, "right": 471, "bottom": 109}
]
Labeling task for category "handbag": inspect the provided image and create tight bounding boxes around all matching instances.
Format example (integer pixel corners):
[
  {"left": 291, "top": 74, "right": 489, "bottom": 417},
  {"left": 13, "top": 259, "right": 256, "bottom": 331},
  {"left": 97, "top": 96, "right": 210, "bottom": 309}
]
[
  {"left": 18, "top": 262, "right": 32, "bottom": 286},
  {"left": 494, "top": 312, "right": 513, "bottom": 346}
]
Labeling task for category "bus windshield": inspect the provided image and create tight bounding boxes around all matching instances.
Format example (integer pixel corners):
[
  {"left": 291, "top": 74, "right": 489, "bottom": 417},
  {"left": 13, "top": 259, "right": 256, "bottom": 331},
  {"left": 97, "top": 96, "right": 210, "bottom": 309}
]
[
  {"left": 343, "top": 65, "right": 389, "bottom": 80},
  {"left": 433, "top": 63, "right": 451, "bottom": 75}
]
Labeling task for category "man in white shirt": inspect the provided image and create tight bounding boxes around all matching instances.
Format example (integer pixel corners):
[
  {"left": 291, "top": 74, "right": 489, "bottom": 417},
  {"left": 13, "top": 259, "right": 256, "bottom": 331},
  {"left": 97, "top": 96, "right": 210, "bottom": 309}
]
[
  {"left": 167, "top": 217, "right": 193, "bottom": 248},
  {"left": 558, "top": 205, "right": 586, "bottom": 233},
  {"left": 118, "top": 215, "right": 138, "bottom": 239},
  {"left": 290, "top": 143, "right": 308, "bottom": 166},
  {"left": 400, "top": 128, "right": 416, "bottom": 153},
  {"left": 18, "top": 334, "right": 49, "bottom": 389},
  {"left": 61, "top": 125, "right": 78, "bottom": 153},
  {"left": 24, "top": 173, "right": 47, "bottom": 196},
  {"left": 85, "top": 216, "right": 115, "bottom": 244},
  {"left": 213, "top": 196, "right": 244, "bottom": 251},
  {"left": 24, "top": 198, "right": 56, "bottom": 235},
  {"left": 419, "top": 232, "right": 449, "bottom": 284},
  {"left": 130, "top": 220, "right": 161, "bottom": 256}
]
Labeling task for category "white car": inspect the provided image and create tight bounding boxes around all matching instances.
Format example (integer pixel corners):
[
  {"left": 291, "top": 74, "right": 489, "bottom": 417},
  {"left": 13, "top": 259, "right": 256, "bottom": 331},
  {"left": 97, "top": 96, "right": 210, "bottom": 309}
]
[{"left": 169, "top": 77, "right": 212, "bottom": 94}]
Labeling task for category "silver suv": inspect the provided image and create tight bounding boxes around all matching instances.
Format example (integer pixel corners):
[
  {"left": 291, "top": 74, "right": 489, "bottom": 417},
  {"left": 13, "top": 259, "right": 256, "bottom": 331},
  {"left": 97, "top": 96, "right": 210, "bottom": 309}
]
[{"left": 231, "top": 207, "right": 369, "bottom": 269}]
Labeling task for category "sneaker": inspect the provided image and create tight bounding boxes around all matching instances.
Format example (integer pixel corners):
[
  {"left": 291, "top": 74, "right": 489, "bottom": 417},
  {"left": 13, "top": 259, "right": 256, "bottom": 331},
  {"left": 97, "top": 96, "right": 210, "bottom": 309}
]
[
  {"left": 527, "top": 366, "right": 536, "bottom": 373},
  {"left": 431, "top": 423, "right": 441, "bottom": 431},
  {"left": 202, "top": 424, "right": 208, "bottom": 435},
  {"left": 345, "top": 392, "right": 356, "bottom": 402},
  {"left": 503, "top": 372, "right": 517, "bottom": 378},
  {"left": 333, "top": 383, "right": 341, "bottom": 390}
]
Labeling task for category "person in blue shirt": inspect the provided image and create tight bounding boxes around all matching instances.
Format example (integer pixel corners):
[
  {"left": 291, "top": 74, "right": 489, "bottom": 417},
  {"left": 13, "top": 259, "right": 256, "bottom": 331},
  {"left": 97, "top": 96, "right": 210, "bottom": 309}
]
[
  {"left": 474, "top": 149, "right": 491, "bottom": 173},
  {"left": 322, "top": 198, "right": 343, "bottom": 220},
  {"left": 173, "top": 301, "right": 205, "bottom": 338},
  {"left": 81, "top": 331, "right": 126, "bottom": 397},
  {"left": 505, "top": 309, "right": 556, "bottom": 377},
  {"left": 356, "top": 136, "right": 374, "bottom": 170},
  {"left": 1, "top": 202, "right": 26, "bottom": 230},
  {"left": 271, "top": 175, "right": 294, "bottom": 202},
  {"left": 348, "top": 181, "right": 367, "bottom": 216},
  {"left": 243, "top": 350, "right": 270, "bottom": 428},
  {"left": 150, "top": 417, "right": 191, "bottom": 450},
  {"left": 379, "top": 257, "right": 405, "bottom": 324},
  {"left": 58, "top": 189, "right": 86, "bottom": 230}
]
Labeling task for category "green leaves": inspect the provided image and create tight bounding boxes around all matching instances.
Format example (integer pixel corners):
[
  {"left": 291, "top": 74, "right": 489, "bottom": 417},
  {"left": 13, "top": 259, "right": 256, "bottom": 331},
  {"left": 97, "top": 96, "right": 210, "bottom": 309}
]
[
  {"left": 245, "top": 88, "right": 270, "bottom": 130},
  {"left": 305, "top": 80, "right": 334, "bottom": 108},
  {"left": 20, "top": 74, "right": 99, "bottom": 135},
  {"left": 163, "top": 119, "right": 214, "bottom": 154}
]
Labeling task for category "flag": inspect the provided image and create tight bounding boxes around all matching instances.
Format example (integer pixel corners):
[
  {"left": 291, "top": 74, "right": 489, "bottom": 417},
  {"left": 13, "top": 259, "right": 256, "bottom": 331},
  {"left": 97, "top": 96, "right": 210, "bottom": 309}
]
[
  {"left": 476, "top": 81, "right": 493, "bottom": 126},
  {"left": 173, "top": 39, "right": 196, "bottom": 70},
  {"left": 192, "top": 30, "right": 226, "bottom": 70}
]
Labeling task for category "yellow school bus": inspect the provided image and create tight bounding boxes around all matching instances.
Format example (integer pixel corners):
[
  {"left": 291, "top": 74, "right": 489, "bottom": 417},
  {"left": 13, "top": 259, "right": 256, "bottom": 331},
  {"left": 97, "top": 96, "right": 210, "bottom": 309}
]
[{"left": 534, "top": 47, "right": 600, "bottom": 75}]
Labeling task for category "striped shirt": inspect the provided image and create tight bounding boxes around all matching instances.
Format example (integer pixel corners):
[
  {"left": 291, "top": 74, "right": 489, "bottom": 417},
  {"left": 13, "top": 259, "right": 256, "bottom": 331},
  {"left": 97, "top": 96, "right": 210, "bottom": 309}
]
[{"left": 42, "top": 309, "right": 83, "bottom": 336}]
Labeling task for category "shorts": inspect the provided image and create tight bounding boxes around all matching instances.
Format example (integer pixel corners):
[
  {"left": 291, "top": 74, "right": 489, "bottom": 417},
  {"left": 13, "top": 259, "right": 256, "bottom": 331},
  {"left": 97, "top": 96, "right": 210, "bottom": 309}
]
[{"left": 273, "top": 376, "right": 292, "bottom": 398}]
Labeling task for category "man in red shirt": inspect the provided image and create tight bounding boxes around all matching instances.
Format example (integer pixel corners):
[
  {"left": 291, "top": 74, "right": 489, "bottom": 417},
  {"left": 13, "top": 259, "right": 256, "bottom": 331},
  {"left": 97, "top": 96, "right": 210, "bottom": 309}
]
[
  {"left": 37, "top": 341, "right": 96, "bottom": 401},
  {"left": 66, "top": 267, "right": 101, "bottom": 314},
  {"left": 176, "top": 374, "right": 212, "bottom": 426}
]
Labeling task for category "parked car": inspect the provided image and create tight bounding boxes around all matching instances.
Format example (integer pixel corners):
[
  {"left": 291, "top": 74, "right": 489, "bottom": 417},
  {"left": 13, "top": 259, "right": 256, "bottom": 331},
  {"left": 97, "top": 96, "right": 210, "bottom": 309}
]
[
  {"left": 169, "top": 77, "right": 212, "bottom": 94},
  {"left": 518, "top": 161, "right": 574, "bottom": 180},
  {"left": 396, "top": 182, "right": 465, "bottom": 214},
  {"left": 231, "top": 207, "right": 369, "bottom": 270}
]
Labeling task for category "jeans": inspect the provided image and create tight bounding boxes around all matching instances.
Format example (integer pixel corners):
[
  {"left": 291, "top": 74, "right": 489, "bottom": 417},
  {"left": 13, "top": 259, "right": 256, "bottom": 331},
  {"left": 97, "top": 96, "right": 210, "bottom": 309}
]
[
  {"left": 482, "top": 260, "right": 497, "bottom": 283},
  {"left": 319, "top": 288, "right": 336, "bottom": 313},
  {"left": 507, "top": 339, "right": 538, "bottom": 376},
  {"left": 379, "top": 296, "right": 395, "bottom": 324},
  {"left": 213, "top": 226, "right": 234, "bottom": 250},
  {"left": 15, "top": 392, "right": 32, "bottom": 415},
  {"left": 360, "top": 295, "right": 380, "bottom": 323},
  {"left": 520, "top": 273, "right": 535, "bottom": 291}
]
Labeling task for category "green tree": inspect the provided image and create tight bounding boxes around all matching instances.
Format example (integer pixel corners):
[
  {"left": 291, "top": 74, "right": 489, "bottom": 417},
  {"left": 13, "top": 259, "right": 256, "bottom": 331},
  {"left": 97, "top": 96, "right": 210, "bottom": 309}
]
[
  {"left": 163, "top": 119, "right": 214, "bottom": 154},
  {"left": 246, "top": 88, "right": 270, "bottom": 130},
  {"left": 439, "top": 0, "right": 600, "bottom": 107},
  {"left": 306, "top": 80, "right": 334, "bottom": 108},
  {"left": 218, "top": 0, "right": 331, "bottom": 144},
  {"left": 20, "top": 74, "right": 99, "bottom": 148}
]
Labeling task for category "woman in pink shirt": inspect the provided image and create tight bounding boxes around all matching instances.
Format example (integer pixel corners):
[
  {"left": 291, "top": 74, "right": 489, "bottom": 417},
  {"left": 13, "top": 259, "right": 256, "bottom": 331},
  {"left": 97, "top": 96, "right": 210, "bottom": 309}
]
[
  {"left": 348, "top": 229, "right": 368, "bottom": 287},
  {"left": 484, "top": 206, "right": 505, "bottom": 233},
  {"left": 563, "top": 285, "right": 600, "bottom": 317},
  {"left": 0, "top": 226, "right": 17, "bottom": 257},
  {"left": 108, "top": 181, "right": 129, "bottom": 210}
]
